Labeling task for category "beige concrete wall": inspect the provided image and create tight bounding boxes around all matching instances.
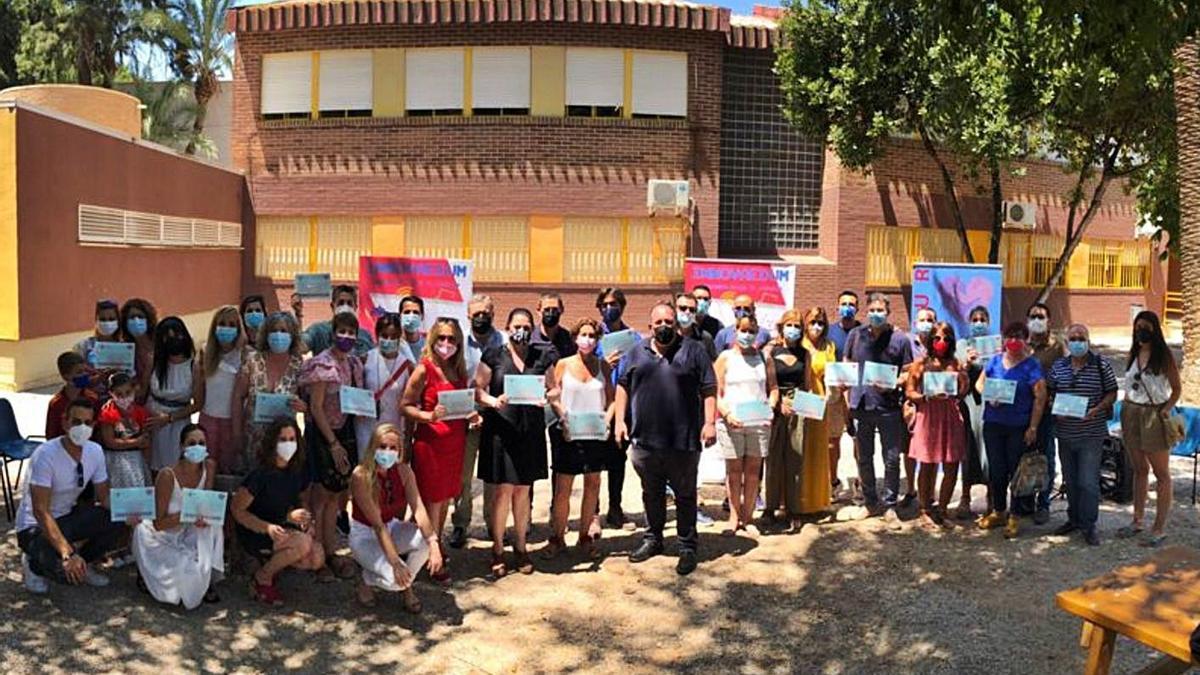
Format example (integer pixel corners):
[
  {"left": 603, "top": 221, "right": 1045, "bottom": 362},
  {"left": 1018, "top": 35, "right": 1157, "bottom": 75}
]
[{"left": 0, "top": 84, "right": 141, "bottom": 138}]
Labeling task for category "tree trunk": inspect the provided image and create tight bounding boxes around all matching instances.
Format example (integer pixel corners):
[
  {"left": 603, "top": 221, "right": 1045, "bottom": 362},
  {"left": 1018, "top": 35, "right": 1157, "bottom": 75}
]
[
  {"left": 987, "top": 159, "right": 1004, "bottom": 264},
  {"left": 1033, "top": 150, "right": 1118, "bottom": 305},
  {"left": 917, "top": 123, "right": 975, "bottom": 263},
  {"left": 186, "top": 95, "right": 208, "bottom": 156},
  {"left": 1173, "top": 38, "right": 1200, "bottom": 404}
]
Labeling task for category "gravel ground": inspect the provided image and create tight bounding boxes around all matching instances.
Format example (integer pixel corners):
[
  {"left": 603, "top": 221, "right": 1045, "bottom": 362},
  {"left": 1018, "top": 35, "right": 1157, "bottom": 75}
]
[{"left": 0, "top": 443, "right": 1196, "bottom": 675}]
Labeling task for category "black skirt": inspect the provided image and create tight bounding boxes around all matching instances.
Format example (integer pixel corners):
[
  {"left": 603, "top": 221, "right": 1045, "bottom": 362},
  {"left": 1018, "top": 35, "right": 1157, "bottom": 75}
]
[
  {"left": 306, "top": 417, "right": 358, "bottom": 492},
  {"left": 549, "top": 423, "right": 621, "bottom": 475}
]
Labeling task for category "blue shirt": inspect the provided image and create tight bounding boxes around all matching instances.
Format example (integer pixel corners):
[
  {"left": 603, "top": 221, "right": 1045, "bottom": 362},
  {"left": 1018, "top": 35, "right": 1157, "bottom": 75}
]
[
  {"left": 844, "top": 324, "right": 913, "bottom": 411},
  {"left": 828, "top": 320, "right": 861, "bottom": 361},
  {"left": 303, "top": 321, "right": 374, "bottom": 357},
  {"left": 713, "top": 325, "right": 772, "bottom": 352},
  {"left": 1047, "top": 353, "right": 1117, "bottom": 440},
  {"left": 982, "top": 354, "right": 1044, "bottom": 427},
  {"left": 618, "top": 338, "right": 716, "bottom": 453}
]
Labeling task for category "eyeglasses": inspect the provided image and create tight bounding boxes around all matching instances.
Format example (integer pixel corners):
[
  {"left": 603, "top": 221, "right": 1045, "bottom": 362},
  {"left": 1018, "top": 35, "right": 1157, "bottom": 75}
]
[
  {"left": 677, "top": 306, "right": 696, "bottom": 314},
  {"left": 435, "top": 335, "right": 457, "bottom": 343},
  {"left": 75, "top": 461, "right": 84, "bottom": 488}
]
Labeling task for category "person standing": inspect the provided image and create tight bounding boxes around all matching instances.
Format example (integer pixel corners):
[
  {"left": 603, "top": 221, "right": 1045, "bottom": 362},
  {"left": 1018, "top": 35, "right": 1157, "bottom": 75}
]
[
  {"left": 297, "top": 285, "right": 374, "bottom": 357},
  {"left": 763, "top": 309, "right": 809, "bottom": 530},
  {"left": 146, "top": 317, "right": 201, "bottom": 471},
  {"left": 1024, "top": 302, "right": 1065, "bottom": 525},
  {"left": 676, "top": 293, "right": 718, "bottom": 361},
  {"left": 533, "top": 292, "right": 577, "bottom": 358},
  {"left": 355, "top": 313, "right": 417, "bottom": 459},
  {"left": 827, "top": 290, "right": 861, "bottom": 361},
  {"left": 798, "top": 307, "right": 836, "bottom": 516},
  {"left": 120, "top": 298, "right": 158, "bottom": 402},
  {"left": 74, "top": 299, "right": 123, "bottom": 398},
  {"left": 905, "top": 322, "right": 969, "bottom": 528},
  {"left": 594, "top": 287, "right": 641, "bottom": 529},
  {"left": 713, "top": 295, "right": 772, "bottom": 352},
  {"left": 691, "top": 284, "right": 724, "bottom": 343},
  {"left": 1046, "top": 324, "right": 1117, "bottom": 546},
  {"left": 398, "top": 295, "right": 428, "bottom": 358},
  {"left": 196, "top": 305, "right": 246, "bottom": 474},
  {"left": 954, "top": 305, "right": 992, "bottom": 520},
  {"left": 1118, "top": 311, "right": 1182, "bottom": 548},
  {"left": 239, "top": 295, "right": 268, "bottom": 348},
  {"left": 843, "top": 293, "right": 913, "bottom": 526},
  {"left": 900, "top": 306, "right": 938, "bottom": 507},
  {"left": 975, "top": 322, "right": 1047, "bottom": 539},
  {"left": 231, "top": 312, "right": 308, "bottom": 472},
  {"left": 615, "top": 303, "right": 717, "bottom": 576},
  {"left": 46, "top": 351, "right": 100, "bottom": 440}
]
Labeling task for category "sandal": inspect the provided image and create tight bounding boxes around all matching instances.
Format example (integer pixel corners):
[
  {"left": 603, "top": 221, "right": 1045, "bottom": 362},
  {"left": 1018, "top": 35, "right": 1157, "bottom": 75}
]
[
  {"left": 514, "top": 550, "right": 534, "bottom": 575},
  {"left": 400, "top": 587, "right": 423, "bottom": 614},
  {"left": 355, "top": 582, "right": 376, "bottom": 608},
  {"left": 203, "top": 587, "right": 221, "bottom": 604},
  {"left": 249, "top": 578, "right": 283, "bottom": 606},
  {"left": 1116, "top": 524, "right": 1144, "bottom": 539},
  {"left": 430, "top": 567, "right": 452, "bottom": 586},
  {"left": 577, "top": 534, "right": 600, "bottom": 561},
  {"left": 330, "top": 555, "right": 358, "bottom": 580},
  {"left": 541, "top": 536, "right": 566, "bottom": 560},
  {"left": 489, "top": 551, "right": 507, "bottom": 580},
  {"left": 1140, "top": 533, "right": 1168, "bottom": 548}
]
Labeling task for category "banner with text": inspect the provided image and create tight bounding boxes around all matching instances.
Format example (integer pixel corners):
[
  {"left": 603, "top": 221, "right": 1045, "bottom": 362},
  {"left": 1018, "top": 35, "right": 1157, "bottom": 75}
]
[
  {"left": 358, "top": 257, "right": 474, "bottom": 338},
  {"left": 684, "top": 258, "right": 796, "bottom": 335},
  {"left": 911, "top": 263, "right": 1003, "bottom": 339}
]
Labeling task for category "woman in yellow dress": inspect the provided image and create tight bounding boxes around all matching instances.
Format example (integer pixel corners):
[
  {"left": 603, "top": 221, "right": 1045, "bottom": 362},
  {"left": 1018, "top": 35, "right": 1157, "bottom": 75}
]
[{"left": 799, "top": 307, "right": 835, "bottom": 515}]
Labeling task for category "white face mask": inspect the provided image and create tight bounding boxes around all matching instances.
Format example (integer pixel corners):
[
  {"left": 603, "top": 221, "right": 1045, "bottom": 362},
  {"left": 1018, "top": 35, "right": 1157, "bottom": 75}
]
[
  {"left": 276, "top": 440, "right": 298, "bottom": 462},
  {"left": 68, "top": 423, "right": 93, "bottom": 446},
  {"left": 335, "top": 303, "right": 356, "bottom": 316},
  {"left": 97, "top": 320, "right": 119, "bottom": 337},
  {"left": 1027, "top": 317, "right": 1048, "bottom": 334}
]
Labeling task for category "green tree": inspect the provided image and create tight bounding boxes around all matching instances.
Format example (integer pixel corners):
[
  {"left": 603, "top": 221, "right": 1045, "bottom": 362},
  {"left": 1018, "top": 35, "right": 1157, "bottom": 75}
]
[{"left": 130, "top": 76, "right": 214, "bottom": 155}]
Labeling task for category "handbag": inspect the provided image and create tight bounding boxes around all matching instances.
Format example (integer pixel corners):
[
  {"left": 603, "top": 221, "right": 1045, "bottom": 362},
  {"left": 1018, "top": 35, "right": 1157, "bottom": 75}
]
[
  {"left": 1010, "top": 450, "right": 1048, "bottom": 498},
  {"left": 1141, "top": 371, "right": 1186, "bottom": 448}
]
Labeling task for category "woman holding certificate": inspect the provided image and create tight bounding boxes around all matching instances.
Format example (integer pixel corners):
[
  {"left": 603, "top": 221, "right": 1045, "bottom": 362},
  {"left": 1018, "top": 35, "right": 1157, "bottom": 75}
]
[
  {"left": 763, "top": 309, "right": 810, "bottom": 530},
  {"left": 74, "top": 299, "right": 123, "bottom": 397},
  {"left": 546, "top": 317, "right": 618, "bottom": 560},
  {"left": 355, "top": 313, "right": 416, "bottom": 455},
  {"left": 134, "top": 423, "right": 223, "bottom": 609},
  {"left": 196, "top": 306, "right": 247, "bottom": 474},
  {"left": 145, "top": 317, "right": 201, "bottom": 471},
  {"left": 974, "top": 322, "right": 1047, "bottom": 540},
  {"left": 232, "top": 312, "right": 307, "bottom": 472},
  {"left": 715, "top": 315, "right": 778, "bottom": 536},
  {"left": 797, "top": 307, "right": 836, "bottom": 517},
  {"left": 905, "top": 322, "right": 969, "bottom": 529},
  {"left": 402, "top": 317, "right": 477, "bottom": 585},
  {"left": 475, "top": 309, "right": 557, "bottom": 577}
]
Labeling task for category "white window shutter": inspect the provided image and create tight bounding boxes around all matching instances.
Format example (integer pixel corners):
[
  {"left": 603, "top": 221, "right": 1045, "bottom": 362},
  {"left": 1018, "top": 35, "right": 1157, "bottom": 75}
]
[
  {"left": 77, "top": 204, "right": 241, "bottom": 248},
  {"left": 319, "top": 50, "right": 373, "bottom": 111},
  {"left": 632, "top": 51, "right": 687, "bottom": 117},
  {"left": 472, "top": 47, "right": 530, "bottom": 109},
  {"left": 261, "top": 52, "right": 312, "bottom": 114},
  {"left": 406, "top": 48, "right": 464, "bottom": 111},
  {"left": 565, "top": 48, "right": 624, "bottom": 107},
  {"left": 78, "top": 205, "right": 126, "bottom": 243}
]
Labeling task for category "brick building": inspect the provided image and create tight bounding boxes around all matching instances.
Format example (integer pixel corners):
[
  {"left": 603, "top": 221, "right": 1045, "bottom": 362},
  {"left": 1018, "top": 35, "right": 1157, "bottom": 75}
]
[{"left": 227, "top": 0, "right": 1160, "bottom": 331}]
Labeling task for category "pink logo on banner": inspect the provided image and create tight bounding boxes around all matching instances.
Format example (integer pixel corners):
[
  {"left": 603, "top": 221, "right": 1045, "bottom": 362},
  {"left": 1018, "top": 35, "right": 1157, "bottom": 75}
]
[
  {"left": 683, "top": 260, "right": 788, "bottom": 306},
  {"left": 358, "top": 257, "right": 466, "bottom": 337}
]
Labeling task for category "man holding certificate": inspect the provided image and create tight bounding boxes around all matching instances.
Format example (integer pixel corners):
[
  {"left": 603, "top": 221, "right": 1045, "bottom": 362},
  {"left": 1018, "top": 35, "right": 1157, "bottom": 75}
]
[{"left": 1045, "top": 324, "right": 1117, "bottom": 546}]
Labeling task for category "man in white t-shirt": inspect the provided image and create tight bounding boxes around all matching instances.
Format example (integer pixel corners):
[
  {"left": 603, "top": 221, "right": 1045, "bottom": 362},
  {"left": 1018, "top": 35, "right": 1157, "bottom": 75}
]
[{"left": 16, "top": 398, "right": 123, "bottom": 594}]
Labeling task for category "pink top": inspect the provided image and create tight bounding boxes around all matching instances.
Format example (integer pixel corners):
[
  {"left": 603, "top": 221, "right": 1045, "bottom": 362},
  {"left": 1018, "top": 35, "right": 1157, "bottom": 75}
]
[{"left": 300, "top": 348, "right": 363, "bottom": 429}]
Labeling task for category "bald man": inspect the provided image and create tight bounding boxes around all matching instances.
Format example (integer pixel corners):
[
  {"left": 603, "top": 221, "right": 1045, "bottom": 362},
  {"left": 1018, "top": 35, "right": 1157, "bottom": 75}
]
[{"left": 713, "top": 295, "right": 772, "bottom": 352}]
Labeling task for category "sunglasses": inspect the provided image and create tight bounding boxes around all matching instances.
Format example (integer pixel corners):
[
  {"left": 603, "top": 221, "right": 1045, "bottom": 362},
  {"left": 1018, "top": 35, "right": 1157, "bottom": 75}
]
[
  {"left": 75, "top": 460, "right": 84, "bottom": 488},
  {"left": 435, "top": 335, "right": 457, "bottom": 343},
  {"left": 677, "top": 306, "right": 696, "bottom": 313}
]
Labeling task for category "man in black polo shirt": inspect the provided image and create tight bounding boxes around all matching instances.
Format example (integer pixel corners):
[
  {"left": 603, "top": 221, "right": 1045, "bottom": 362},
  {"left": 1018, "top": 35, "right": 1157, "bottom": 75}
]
[
  {"left": 616, "top": 303, "right": 717, "bottom": 576},
  {"left": 691, "top": 284, "right": 724, "bottom": 342},
  {"left": 532, "top": 291, "right": 576, "bottom": 358},
  {"left": 675, "top": 292, "right": 718, "bottom": 360}
]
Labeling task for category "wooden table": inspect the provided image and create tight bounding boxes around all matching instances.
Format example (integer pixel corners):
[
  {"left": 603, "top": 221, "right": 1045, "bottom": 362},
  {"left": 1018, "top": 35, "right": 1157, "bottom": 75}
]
[{"left": 1056, "top": 546, "right": 1200, "bottom": 675}]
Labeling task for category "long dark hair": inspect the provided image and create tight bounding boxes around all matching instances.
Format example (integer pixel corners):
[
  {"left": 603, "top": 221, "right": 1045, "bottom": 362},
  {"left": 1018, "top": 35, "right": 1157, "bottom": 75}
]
[
  {"left": 258, "top": 418, "right": 305, "bottom": 473},
  {"left": 119, "top": 298, "right": 158, "bottom": 342},
  {"left": 1127, "top": 310, "right": 1172, "bottom": 375},
  {"left": 920, "top": 321, "right": 959, "bottom": 370},
  {"left": 152, "top": 316, "right": 195, "bottom": 389}
]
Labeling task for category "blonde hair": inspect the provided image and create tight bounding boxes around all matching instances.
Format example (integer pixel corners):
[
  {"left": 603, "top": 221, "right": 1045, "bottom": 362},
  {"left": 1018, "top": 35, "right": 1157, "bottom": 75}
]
[
  {"left": 357, "top": 423, "right": 406, "bottom": 496},
  {"left": 421, "top": 317, "right": 468, "bottom": 384},
  {"left": 773, "top": 308, "right": 806, "bottom": 347},
  {"left": 204, "top": 305, "right": 243, "bottom": 377}
]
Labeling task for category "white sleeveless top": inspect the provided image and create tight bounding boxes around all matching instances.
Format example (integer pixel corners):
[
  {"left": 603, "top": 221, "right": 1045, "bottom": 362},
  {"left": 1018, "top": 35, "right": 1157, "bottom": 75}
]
[
  {"left": 165, "top": 464, "right": 208, "bottom": 516},
  {"left": 202, "top": 349, "right": 242, "bottom": 418},
  {"left": 723, "top": 351, "right": 768, "bottom": 407},
  {"left": 561, "top": 369, "right": 606, "bottom": 414},
  {"left": 151, "top": 359, "right": 194, "bottom": 408},
  {"left": 1125, "top": 359, "right": 1173, "bottom": 406}
]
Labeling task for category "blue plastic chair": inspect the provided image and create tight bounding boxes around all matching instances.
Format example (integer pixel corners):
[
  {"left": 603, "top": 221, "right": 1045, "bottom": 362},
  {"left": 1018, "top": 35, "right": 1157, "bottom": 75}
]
[
  {"left": 0, "top": 398, "right": 44, "bottom": 521},
  {"left": 1166, "top": 405, "right": 1200, "bottom": 504}
]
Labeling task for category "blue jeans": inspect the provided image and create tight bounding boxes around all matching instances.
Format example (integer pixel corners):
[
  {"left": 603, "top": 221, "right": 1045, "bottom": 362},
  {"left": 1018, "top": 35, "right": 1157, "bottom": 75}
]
[
  {"left": 983, "top": 422, "right": 1028, "bottom": 513},
  {"left": 1057, "top": 436, "right": 1103, "bottom": 530},
  {"left": 1036, "top": 415, "right": 1057, "bottom": 511},
  {"left": 853, "top": 408, "right": 903, "bottom": 508}
]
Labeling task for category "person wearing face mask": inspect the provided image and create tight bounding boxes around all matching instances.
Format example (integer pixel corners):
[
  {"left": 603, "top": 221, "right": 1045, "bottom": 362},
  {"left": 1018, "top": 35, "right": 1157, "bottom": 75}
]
[
  {"left": 299, "top": 311, "right": 367, "bottom": 580},
  {"left": 449, "top": 295, "right": 507, "bottom": 549},
  {"left": 17, "top": 400, "right": 123, "bottom": 594},
  {"left": 691, "top": 285, "right": 724, "bottom": 343},
  {"left": 95, "top": 372, "right": 155, "bottom": 568},
  {"left": 953, "top": 305, "right": 992, "bottom": 520},
  {"left": 134, "top": 423, "right": 223, "bottom": 608},
  {"left": 762, "top": 309, "right": 811, "bottom": 530},
  {"left": 905, "top": 322, "right": 969, "bottom": 529},
  {"left": 713, "top": 294, "right": 773, "bottom": 352},
  {"left": 232, "top": 312, "right": 308, "bottom": 473},
  {"left": 402, "top": 317, "right": 480, "bottom": 585},
  {"left": 595, "top": 287, "right": 641, "bottom": 364},
  {"left": 146, "top": 317, "right": 202, "bottom": 471},
  {"left": 299, "top": 285, "right": 375, "bottom": 357},
  {"left": 533, "top": 292, "right": 576, "bottom": 358},
  {"left": 1119, "top": 311, "right": 1182, "bottom": 548},
  {"left": 1045, "top": 324, "right": 1117, "bottom": 546},
  {"left": 974, "top": 322, "right": 1047, "bottom": 539},
  {"left": 827, "top": 290, "right": 861, "bottom": 361},
  {"left": 475, "top": 308, "right": 558, "bottom": 577},
  {"left": 233, "top": 419, "right": 325, "bottom": 606},
  {"left": 349, "top": 424, "right": 441, "bottom": 611},
  {"left": 615, "top": 303, "right": 717, "bottom": 576},
  {"left": 593, "top": 288, "right": 643, "bottom": 529},
  {"left": 46, "top": 351, "right": 100, "bottom": 440},
  {"left": 355, "top": 313, "right": 417, "bottom": 461},
  {"left": 399, "top": 295, "right": 427, "bottom": 357},
  {"left": 119, "top": 298, "right": 159, "bottom": 403},
  {"left": 73, "top": 299, "right": 123, "bottom": 396},
  {"left": 675, "top": 293, "right": 718, "bottom": 361},
  {"left": 797, "top": 307, "right": 839, "bottom": 517},
  {"left": 240, "top": 295, "right": 268, "bottom": 349},
  {"left": 1019, "top": 302, "right": 1065, "bottom": 524},
  {"left": 900, "top": 307, "right": 939, "bottom": 508},
  {"left": 842, "top": 293, "right": 913, "bottom": 526},
  {"left": 196, "top": 306, "right": 246, "bottom": 474},
  {"left": 546, "top": 318, "right": 621, "bottom": 560}
]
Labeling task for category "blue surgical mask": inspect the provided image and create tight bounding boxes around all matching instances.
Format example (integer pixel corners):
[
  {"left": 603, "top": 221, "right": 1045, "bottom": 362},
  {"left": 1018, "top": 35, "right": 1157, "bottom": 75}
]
[
  {"left": 268, "top": 331, "right": 292, "bottom": 354},
  {"left": 783, "top": 326, "right": 802, "bottom": 342},
  {"left": 736, "top": 331, "right": 755, "bottom": 348},
  {"left": 970, "top": 321, "right": 989, "bottom": 337},
  {"left": 215, "top": 326, "right": 239, "bottom": 345},
  {"left": 915, "top": 320, "right": 933, "bottom": 336},
  {"left": 97, "top": 319, "right": 119, "bottom": 337},
  {"left": 183, "top": 445, "right": 208, "bottom": 464},
  {"left": 867, "top": 311, "right": 887, "bottom": 327},
  {"left": 676, "top": 311, "right": 694, "bottom": 328},
  {"left": 126, "top": 316, "right": 148, "bottom": 337},
  {"left": 401, "top": 313, "right": 422, "bottom": 333},
  {"left": 1067, "top": 340, "right": 1089, "bottom": 358},
  {"left": 379, "top": 338, "right": 400, "bottom": 355},
  {"left": 244, "top": 310, "right": 265, "bottom": 329},
  {"left": 696, "top": 298, "right": 711, "bottom": 315},
  {"left": 839, "top": 305, "right": 856, "bottom": 320},
  {"left": 375, "top": 449, "right": 399, "bottom": 470}
]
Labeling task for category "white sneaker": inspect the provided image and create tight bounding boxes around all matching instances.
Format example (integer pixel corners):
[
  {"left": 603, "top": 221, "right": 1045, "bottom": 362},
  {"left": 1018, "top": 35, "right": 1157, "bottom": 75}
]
[
  {"left": 109, "top": 552, "right": 136, "bottom": 569},
  {"left": 83, "top": 565, "right": 110, "bottom": 587},
  {"left": 22, "top": 555, "right": 48, "bottom": 594}
]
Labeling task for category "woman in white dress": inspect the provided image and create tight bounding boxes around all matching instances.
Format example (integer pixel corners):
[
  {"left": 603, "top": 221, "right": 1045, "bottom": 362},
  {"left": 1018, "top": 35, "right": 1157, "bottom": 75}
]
[
  {"left": 146, "top": 317, "right": 201, "bottom": 471},
  {"left": 355, "top": 313, "right": 416, "bottom": 453},
  {"left": 348, "top": 423, "right": 441, "bottom": 611},
  {"left": 134, "top": 423, "right": 223, "bottom": 608}
]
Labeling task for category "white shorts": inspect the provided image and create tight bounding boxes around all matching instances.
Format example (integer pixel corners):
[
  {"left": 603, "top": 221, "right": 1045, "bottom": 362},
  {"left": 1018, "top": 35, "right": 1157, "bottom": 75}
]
[{"left": 717, "top": 424, "right": 770, "bottom": 460}]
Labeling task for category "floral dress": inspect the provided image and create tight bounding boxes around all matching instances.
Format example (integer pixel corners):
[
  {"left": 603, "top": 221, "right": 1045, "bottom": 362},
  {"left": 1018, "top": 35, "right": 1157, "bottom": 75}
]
[{"left": 241, "top": 350, "right": 303, "bottom": 470}]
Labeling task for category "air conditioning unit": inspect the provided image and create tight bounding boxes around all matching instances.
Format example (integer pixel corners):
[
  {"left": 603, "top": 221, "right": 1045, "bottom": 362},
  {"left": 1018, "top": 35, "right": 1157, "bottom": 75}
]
[
  {"left": 647, "top": 179, "right": 690, "bottom": 215},
  {"left": 1002, "top": 200, "right": 1037, "bottom": 229}
]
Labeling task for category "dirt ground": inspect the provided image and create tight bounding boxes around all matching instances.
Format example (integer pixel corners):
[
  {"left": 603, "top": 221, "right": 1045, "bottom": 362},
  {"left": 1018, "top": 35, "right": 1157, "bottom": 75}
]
[{"left": 1, "top": 443, "right": 1196, "bottom": 675}]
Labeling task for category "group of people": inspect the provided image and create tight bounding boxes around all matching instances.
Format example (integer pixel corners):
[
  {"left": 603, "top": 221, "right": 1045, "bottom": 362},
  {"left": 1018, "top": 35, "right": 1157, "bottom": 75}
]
[{"left": 13, "top": 282, "right": 1183, "bottom": 612}]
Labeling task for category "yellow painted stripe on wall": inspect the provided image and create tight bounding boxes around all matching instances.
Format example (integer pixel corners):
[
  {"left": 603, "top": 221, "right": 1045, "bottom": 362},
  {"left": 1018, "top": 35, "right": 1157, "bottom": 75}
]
[
  {"left": 622, "top": 49, "right": 633, "bottom": 119},
  {"left": 372, "top": 49, "right": 405, "bottom": 117},
  {"left": 463, "top": 47, "right": 473, "bottom": 117},
  {"left": 310, "top": 52, "right": 321, "bottom": 119},
  {"left": 462, "top": 215, "right": 473, "bottom": 257},
  {"left": 371, "top": 216, "right": 406, "bottom": 256},
  {"left": 530, "top": 46, "right": 565, "bottom": 117},
  {"left": 529, "top": 215, "right": 564, "bottom": 283},
  {"left": 307, "top": 216, "right": 319, "bottom": 272},
  {"left": 620, "top": 217, "right": 631, "bottom": 281},
  {"left": 0, "top": 107, "right": 18, "bottom": 340}
]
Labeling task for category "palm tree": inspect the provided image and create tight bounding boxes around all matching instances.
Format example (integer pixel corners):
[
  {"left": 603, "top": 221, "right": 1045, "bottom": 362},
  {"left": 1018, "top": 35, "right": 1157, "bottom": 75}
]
[
  {"left": 1174, "top": 38, "right": 1200, "bottom": 404},
  {"left": 130, "top": 76, "right": 215, "bottom": 156}
]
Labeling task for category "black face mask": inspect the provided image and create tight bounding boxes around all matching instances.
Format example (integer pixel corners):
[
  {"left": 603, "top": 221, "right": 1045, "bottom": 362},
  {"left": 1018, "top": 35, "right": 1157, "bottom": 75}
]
[
  {"left": 167, "top": 337, "right": 190, "bottom": 356},
  {"left": 542, "top": 310, "right": 561, "bottom": 329},
  {"left": 471, "top": 315, "right": 493, "bottom": 334},
  {"left": 653, "top": 325, "right": 677, "bottom": 345},
  {"left": 1136, "top": 328, "right": 1154, "bottom": 344}
]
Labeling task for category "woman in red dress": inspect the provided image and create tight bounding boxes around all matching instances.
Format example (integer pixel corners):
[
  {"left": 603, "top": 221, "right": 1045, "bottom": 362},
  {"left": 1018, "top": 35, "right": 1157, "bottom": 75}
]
[{"left": 401, "top": 317, "right": 479, "bottom": 584}]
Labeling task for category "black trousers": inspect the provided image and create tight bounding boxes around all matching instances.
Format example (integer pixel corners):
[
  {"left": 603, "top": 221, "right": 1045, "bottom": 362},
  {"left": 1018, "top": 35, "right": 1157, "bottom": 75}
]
[
  {"left": 17, "top": 503, "right": 124, "bottom": 583},
  {"left": 607, "top": 441, "right": 628, "bottom": 513},
  {"left": 631, "top": 446, "right": 700, "bottom": 552}
]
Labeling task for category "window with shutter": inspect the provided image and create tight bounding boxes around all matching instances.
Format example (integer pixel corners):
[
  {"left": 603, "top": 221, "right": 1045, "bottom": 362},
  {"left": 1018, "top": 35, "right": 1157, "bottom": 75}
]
[
  {"left": 632, "top": 51, "right": 687, "bottom": 118},
  {"left": 319, "top": 50, "right": 373, "bottom": 117},
  {"left": 406, "top": 48, "right": 464, "bottom": 116},
  {"left": 261, "top": 52, "right": 313, "bottom": 119},
  {"left": 565, "top": 48, "right": 624, "bottom": 117},
  {"left": 472, "top": 47, "right": 530, "bottom": 116}
]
